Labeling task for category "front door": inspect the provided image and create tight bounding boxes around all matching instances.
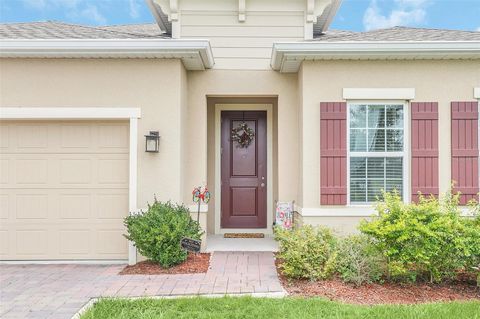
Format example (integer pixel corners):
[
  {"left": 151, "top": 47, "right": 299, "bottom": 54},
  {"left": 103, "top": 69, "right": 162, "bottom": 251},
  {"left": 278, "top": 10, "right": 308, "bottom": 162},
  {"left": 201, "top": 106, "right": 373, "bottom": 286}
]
[{"left": 221, "top": 111, "right": 267, "bottom": 228}]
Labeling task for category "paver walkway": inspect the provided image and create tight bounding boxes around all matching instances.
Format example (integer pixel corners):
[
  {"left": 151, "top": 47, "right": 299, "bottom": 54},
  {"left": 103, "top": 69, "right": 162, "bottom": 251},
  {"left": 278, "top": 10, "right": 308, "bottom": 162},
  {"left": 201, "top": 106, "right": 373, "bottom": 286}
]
[{"left": 0, "top": 252, "right": 284, "bottom": 319}]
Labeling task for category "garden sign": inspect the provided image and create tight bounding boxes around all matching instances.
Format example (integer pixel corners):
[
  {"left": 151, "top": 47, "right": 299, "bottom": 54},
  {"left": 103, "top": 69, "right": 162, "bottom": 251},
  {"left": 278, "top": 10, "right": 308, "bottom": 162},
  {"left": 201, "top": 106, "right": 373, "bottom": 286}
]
[{"left": 180, "top": 237, "right": 201, "bottom": 253}]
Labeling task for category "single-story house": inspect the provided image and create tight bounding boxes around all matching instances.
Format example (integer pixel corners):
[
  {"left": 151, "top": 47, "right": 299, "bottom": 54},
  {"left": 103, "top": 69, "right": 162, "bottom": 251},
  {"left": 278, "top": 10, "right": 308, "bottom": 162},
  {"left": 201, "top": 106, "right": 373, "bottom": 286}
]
[{"left": 1, "top": 0, "right": 479, "bottom": 265}]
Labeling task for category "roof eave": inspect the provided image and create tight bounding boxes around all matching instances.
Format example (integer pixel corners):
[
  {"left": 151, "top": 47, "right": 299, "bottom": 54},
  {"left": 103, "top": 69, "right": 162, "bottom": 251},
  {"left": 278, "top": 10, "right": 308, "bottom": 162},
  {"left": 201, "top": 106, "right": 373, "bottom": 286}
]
[
  {"left": 0, "top": 38, "right": 214, "bottom": 70},
  {"left": 271, "top": 41, "right": 480, "bottom": 73}
]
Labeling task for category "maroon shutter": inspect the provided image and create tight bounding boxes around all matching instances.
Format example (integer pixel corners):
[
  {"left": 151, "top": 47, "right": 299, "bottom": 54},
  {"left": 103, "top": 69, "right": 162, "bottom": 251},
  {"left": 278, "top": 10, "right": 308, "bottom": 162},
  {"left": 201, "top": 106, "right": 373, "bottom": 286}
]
[
  {"left": 320, "top": 102, "right": 347, "bottom": 205},
  {"left": 411, "top": 102, "right": 439, "bottom": 202},
  {"left": 451, "top": 101, "right": 479, "bottom": 205}
]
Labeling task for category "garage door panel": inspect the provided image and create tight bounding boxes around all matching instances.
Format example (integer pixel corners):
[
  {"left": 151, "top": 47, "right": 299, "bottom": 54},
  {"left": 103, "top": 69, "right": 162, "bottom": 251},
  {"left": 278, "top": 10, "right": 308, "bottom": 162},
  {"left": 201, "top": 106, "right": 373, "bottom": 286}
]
[
  {"left": 97, "top": 192, "right": 129, "bottom": 219},
  {"left": 98, "top": 159, "right": 129, "bottom": 184},
  {"left": 17, "top": 124, "right": 49, "bottom": 149},
  {"left": 59, "top": 230, "right": 91, "bottom": 255},
  {"left": 60, "top": 159, "right": 92, "bottom": 184},
  {"left": 16, "top": 230, "right": 49, "bottom": 256},
  {"left": 16, "top": 159, "right": 49, "bottom": 184},
  {"left": 0, "top": 194, "right": 8, "bottom": 219},
  {"left": 59, "top": 194, "right": 92, "bottom": 219},
  {"left": 96, "top": 229, "right": 128, "bottom": 255},
  {"left": 60, "top": 124, "right": 92, "bottom": 149},
  {"left": 98, "top": 124, "right": 129, "bottom": 149},
  {"left": 0, "top": 231, "right": 8, "bottom": 256},
  {"left": 0, "top": 125, "right": 9, "bottom": 148},
  {"left": 0, "top": 159, "right": 9, "bottom": 184},
  {"left": 16, "top": 194, "right": 49, "bottom": 219},
  {"left": 0, "top": 120, "right": 129, "bottom": 261}
]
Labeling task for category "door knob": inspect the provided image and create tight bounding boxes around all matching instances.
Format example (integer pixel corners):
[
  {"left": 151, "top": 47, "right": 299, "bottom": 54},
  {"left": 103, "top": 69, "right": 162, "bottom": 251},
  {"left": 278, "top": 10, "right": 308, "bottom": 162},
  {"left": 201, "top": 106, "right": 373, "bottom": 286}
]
[{"left": 261, "top": 183, "right": 265, "bottom": 187}]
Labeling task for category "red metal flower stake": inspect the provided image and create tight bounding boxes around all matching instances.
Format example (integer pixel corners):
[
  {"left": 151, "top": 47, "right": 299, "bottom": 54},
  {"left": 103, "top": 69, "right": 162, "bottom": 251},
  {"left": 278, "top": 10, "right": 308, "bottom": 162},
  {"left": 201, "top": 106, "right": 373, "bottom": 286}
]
[{"left": 192, "top": 185, "right": 210, "bottom": 223}]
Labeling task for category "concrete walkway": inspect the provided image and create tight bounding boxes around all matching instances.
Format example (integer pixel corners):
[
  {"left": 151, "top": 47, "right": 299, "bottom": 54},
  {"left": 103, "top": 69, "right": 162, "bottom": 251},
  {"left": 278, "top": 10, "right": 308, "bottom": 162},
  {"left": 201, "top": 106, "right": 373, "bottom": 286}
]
[{"left": 0, "top": 252, "right": 284, "bottom": 319}]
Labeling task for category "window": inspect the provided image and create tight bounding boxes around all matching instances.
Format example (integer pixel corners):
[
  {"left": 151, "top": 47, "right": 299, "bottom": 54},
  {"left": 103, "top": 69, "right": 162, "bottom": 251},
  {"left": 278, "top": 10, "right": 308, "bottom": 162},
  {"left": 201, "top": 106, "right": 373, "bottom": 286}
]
[{"left": 348, "top": 103, "right": 406, "bottom": 204}]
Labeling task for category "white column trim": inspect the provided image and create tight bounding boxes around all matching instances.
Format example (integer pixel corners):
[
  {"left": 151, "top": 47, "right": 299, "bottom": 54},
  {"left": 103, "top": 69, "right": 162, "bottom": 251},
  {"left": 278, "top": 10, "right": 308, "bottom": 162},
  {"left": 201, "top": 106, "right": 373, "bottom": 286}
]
[
  {"left": 343, "top": 88, "right": 415, "bottom": 100},
  {"left": 128, "top": 117, "right": 138, "bottom": 265}
]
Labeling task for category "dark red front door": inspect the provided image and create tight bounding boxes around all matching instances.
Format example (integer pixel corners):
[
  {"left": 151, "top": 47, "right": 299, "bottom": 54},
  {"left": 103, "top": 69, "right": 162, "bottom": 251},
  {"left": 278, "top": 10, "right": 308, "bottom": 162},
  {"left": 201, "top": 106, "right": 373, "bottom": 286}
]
[{"left": 221, "top": 111, "right": 267, "bottom": 228}]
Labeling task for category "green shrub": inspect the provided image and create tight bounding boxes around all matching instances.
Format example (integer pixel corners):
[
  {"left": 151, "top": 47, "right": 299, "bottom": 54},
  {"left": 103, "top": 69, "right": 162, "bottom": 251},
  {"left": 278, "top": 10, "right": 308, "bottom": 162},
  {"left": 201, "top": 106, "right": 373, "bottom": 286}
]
[
  {"left": 336, "top": 234, "right": 385, "bottom": 286},
  {"left": 275, "top": 225, "right": 337, "bottom": 280},
  {"left": 124, "top": 200, "right": 203, "bottom": 268},
  {"left": 360, "top": 191, "right": 479, "bottom": 283}
]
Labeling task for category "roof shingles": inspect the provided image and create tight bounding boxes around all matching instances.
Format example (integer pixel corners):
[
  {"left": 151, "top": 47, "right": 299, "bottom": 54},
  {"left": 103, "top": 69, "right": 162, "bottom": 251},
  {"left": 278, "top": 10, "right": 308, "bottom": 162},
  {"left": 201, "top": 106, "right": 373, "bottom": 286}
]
[
  {"left": 0, "top": 22, "right": 479, "bottom": 42},
  {"left": 0, "top": 21, "right": 167, "bottom": 39},
  {"left": 314, "top": 26, "right": 480, "bottom": 42}
]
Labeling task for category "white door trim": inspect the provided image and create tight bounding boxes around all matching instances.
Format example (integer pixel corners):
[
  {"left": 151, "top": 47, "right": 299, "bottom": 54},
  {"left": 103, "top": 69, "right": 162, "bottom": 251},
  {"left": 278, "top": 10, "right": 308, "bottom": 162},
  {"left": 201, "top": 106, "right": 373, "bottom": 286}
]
[
  {"left": 214, "top": 104, "right": 274, "bottom": 235},
  {"left": 0, "top": 107, "right": 141, "bottom": 264}
]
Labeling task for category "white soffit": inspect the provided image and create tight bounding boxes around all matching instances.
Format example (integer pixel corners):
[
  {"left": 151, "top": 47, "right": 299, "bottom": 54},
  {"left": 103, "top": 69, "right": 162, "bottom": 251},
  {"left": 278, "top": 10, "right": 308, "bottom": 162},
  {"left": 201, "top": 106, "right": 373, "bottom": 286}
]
[
  {"left": 0, "top": 39, "right": 214, "bottom": 70},
  {"left": 475, "top": 88, "right": 480, "bottom": 99},
  {"left": 343, "top": 88, "right": 415, "bottom": 100},
  {"left": 271, "top": 41, "right": 480, "bottom": 73}
]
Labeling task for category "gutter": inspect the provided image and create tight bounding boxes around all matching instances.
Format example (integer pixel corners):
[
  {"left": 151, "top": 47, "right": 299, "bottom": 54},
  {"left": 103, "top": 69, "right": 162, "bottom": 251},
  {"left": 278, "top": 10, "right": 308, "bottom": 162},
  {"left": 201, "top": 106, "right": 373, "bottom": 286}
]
[
  {"left": 271, "top": 41, "right": 480, "bottom": 73},
  {"left": 0, "top": 39, "right": 214, "bottom": 70}
]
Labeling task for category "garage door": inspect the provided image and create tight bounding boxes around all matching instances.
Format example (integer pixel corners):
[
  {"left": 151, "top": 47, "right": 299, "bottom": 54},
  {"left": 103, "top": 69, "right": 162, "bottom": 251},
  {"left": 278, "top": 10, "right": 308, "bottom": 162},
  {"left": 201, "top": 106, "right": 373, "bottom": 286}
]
[{"left": 0, "top": 120, "right": 129, "bottom": 261}]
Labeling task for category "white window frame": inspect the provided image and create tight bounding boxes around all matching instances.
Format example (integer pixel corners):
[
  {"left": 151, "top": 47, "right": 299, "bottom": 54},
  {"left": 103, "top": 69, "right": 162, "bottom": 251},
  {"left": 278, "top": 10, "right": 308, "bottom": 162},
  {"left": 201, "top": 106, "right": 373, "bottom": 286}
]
[{"left": 346, "top": 101, "right": 410, "bottom": 206}]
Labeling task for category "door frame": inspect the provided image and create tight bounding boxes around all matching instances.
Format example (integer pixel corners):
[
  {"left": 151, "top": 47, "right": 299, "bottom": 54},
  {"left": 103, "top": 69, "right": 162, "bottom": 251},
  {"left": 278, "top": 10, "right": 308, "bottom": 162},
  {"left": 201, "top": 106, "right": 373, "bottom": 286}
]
[
  {"left": 0, "top": 107, "right": 140, "bottom": 265},
  {"left": 214, "top": 102, "right": 274, "bottom": 235}
]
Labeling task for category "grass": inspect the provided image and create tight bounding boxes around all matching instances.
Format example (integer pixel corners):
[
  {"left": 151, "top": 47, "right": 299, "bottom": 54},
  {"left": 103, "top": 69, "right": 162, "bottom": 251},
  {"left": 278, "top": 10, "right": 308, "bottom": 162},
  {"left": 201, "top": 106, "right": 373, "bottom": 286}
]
[{"left": 80, "top": 296, "right": 480, "bottom": 319}]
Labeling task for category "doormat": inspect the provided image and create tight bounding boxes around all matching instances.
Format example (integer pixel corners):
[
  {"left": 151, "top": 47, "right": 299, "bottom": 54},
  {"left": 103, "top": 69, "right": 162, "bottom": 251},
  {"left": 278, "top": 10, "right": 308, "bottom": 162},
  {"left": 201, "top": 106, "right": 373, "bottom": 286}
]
[{"left": 224, "top": 233, "right": 265, "bottom": 238}]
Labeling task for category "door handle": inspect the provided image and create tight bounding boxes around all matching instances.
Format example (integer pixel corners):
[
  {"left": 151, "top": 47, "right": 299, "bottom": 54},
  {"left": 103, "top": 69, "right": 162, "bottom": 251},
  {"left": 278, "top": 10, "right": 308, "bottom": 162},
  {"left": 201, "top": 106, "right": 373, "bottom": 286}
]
[{"left": 260, "top": 183, "right": 265, "bottom": 187}]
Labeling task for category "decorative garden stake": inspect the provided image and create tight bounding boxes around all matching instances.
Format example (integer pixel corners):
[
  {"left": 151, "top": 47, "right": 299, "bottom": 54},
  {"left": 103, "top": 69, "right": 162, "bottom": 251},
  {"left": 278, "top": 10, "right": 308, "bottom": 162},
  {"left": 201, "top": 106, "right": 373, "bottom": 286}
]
[{"left": 192, "top": 185, "right": 210, "bottom": 223}]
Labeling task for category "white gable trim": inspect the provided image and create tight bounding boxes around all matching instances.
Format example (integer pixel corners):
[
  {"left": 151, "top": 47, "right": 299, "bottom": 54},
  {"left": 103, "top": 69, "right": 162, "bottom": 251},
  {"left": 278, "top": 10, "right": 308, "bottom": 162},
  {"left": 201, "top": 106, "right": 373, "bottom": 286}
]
[
  {"left": 343, "top": 88, "right": 415, "bottom": 100},
  {"left": 0, "top": 39, "right": 214, "bottom": 70}
]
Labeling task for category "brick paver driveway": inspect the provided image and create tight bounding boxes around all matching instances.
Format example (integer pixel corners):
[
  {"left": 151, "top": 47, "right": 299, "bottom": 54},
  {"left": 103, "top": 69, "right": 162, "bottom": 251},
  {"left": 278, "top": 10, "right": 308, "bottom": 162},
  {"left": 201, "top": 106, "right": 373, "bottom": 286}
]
[{"left": 0, "top": 252, "right": 284, "bottom": 319}]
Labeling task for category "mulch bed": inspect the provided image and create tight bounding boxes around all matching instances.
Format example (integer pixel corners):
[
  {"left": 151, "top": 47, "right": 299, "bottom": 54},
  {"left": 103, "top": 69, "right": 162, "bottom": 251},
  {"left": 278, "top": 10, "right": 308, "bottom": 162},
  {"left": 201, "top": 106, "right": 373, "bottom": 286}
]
[
  {"left": 275, "top": 258, "right": 480, "bottom": 305},
  {"left": 120, "top": 253, "right": 210, "bottom": 275}
]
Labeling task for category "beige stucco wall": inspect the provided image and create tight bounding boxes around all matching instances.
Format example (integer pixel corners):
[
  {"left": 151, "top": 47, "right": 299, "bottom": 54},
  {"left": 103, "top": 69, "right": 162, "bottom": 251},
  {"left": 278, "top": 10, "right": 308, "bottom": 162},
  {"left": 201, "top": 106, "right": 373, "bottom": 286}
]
[
  {"left": 3, "top": 57, "right": 478, "bottom": 238},
  {"left": 0, "top": 58, "right": 187, "bottom": 209},
  {"left": 300, "top": 59, "right": 480, "bottom": 214}
]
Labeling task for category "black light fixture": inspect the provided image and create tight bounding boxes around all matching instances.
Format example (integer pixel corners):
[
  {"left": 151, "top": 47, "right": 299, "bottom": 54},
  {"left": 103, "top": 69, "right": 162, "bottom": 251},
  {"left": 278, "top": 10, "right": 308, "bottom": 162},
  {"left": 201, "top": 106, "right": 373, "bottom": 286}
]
[{"left": 145, "top": 131, "right": 160, "bottom": 153}]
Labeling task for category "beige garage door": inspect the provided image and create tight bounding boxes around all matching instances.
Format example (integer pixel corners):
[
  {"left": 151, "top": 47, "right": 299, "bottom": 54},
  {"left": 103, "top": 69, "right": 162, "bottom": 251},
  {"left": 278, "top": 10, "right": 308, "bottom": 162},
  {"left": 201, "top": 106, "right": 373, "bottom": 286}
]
[{"left": 0, "top": 120, "right": 129, "bottom": 261}]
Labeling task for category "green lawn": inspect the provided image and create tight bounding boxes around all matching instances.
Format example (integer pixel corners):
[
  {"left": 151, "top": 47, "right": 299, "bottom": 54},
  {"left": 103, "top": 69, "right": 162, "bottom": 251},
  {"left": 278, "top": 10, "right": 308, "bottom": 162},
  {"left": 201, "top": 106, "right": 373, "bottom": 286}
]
[{"left": 80, "top": 297, "right": 480, "bottom": 319}]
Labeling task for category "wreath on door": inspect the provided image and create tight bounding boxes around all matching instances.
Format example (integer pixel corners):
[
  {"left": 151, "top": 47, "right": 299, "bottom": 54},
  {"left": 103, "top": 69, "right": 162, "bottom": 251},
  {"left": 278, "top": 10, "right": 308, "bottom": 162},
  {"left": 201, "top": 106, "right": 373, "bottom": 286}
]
[{"left": 231, "top": 122, "right": 255, "bottom": 148}]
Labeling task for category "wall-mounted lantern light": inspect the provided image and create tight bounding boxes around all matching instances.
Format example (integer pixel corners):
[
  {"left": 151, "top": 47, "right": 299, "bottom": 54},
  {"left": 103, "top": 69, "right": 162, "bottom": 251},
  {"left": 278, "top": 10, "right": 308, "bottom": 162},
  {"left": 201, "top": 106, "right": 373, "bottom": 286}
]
[{"left": 145, "top": 131, "right": 160, "bottom": 153}]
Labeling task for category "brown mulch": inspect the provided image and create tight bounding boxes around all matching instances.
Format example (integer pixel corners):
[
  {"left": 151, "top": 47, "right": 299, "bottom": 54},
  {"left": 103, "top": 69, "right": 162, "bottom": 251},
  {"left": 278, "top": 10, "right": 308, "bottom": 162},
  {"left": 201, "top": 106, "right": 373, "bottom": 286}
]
[
  {"left": 120, "top": 253, "right": 210, "bottom": 275},
  {"left": 275, "top": 258, "right": 480, "bottom": 305}
]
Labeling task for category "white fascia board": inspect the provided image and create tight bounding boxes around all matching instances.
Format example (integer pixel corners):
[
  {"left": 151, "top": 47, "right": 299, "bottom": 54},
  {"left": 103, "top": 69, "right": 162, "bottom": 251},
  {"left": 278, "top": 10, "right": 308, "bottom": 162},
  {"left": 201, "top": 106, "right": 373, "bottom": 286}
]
[
  {"left": 271, "top": 41, "right": 480, "bottom": 72},
  {"left": 0, "top": 39, "right": 214, "bottom": 70},
  {"left": 343, "top": 88, "right": 415, "bottom": 100},
  {"left": 0, "top": 107, "right": 141, "bottom": 119},
  {"left": 475, "top": 88, "right": 480, "bottom": 99}
]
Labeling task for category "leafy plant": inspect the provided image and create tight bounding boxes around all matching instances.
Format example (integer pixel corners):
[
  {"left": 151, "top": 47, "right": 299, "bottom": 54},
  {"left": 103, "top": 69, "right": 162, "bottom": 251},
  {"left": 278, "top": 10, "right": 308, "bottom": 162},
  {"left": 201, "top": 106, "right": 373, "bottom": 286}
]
[
  {"left": 336, "top": 234, "right": 385, "bottom": 286},
  {"left": 275, "top": 225, "right": 337, "bottom": 280},
  {"left": 124, "top": 200, "right": 203, "bottom": 268},
  {"left": 360, "top": 191, "right": 480, "bottom": 283}
]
